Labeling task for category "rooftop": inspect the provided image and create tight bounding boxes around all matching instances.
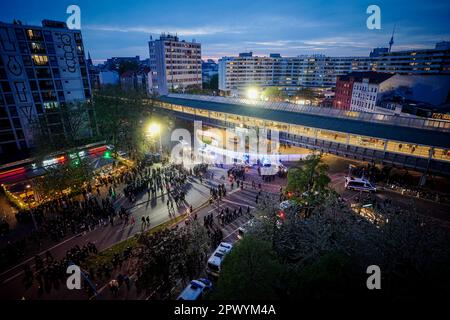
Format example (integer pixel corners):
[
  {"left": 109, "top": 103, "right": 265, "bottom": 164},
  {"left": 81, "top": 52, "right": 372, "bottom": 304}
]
[
  {"left": 338, "top": 71, "right": 395, "bottom": 84},
  {"left": 157, "top": 94, "right": 450, "bottom": 149}
]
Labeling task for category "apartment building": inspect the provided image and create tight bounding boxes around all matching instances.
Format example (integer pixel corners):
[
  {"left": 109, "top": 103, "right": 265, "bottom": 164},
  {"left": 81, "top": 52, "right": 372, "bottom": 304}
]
[
  {"left": 0, "top": 19, "right": 94, "bottom": 161},
  {"left": 148, "top": 34, "right": 202, "bottom": 95},
  {"left": 218, "top": 43, "right": 450, "bottom": 96},
  {"left": 218, "top": 52, "right": 372, "bottom": 95},
  {"left": 349, "top": 72, "right": 395, "bottom": 112}
]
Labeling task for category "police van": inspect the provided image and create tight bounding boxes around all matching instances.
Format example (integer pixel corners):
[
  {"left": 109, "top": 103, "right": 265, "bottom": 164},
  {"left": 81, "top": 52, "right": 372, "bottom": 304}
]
[
  {"left": 177, "top": 278, "right": 212, "bottom": 300},
  {"left": 345, "top": 177, "right": 377, "bottom": 193},
  {"left": 206, "top": 242, "right": 233, "bottom": 277}
]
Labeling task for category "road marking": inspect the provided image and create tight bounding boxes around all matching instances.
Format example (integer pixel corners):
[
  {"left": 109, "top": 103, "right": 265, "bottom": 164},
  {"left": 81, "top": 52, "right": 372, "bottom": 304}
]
[
  {"left": 222, "top": 199, "right": 255, "bottom": 208},
  {"left": 0, "top": 233, "right": 82, "bottom": 282},
  {"left": 223, "top": 226, "right": 244, "bottom": 241}
]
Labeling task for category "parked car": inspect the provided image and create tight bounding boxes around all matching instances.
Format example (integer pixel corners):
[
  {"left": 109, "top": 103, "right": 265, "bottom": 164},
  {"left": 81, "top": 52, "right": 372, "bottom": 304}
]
[{"left": 177, "top": 278, "right": 212, "bottom": 300}]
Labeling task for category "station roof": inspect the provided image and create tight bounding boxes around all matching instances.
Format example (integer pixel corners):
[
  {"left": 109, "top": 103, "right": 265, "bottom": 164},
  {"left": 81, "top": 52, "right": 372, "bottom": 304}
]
[{"left": 157, "top": 96, "right": 450, "bottom": 149}]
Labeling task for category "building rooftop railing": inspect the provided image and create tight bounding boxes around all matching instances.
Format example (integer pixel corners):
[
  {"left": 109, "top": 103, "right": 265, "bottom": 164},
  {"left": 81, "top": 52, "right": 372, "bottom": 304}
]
[{"left": 166, "top": 93, "right": 450, "bottom": 132}]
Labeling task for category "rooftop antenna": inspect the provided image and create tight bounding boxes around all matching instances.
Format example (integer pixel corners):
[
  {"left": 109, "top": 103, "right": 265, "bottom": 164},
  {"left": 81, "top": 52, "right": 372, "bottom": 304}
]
[{"left": 389, "top": 24, "right": 396, "bottom": 52}]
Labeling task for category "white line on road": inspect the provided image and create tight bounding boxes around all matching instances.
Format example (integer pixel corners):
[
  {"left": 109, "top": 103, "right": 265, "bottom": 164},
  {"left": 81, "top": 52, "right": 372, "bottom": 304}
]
[
  {"left": 0, "top": 233, "right": 82, "bottom": 284},
  {"left": 221, "top": 199, "right": 255, "bottom": 208}
]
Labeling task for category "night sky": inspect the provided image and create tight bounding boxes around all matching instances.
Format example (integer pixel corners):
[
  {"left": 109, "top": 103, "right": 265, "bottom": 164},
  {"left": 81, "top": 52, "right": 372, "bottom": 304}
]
[{"left": 1, "top": 0, "right": 449, "bottom": 63}]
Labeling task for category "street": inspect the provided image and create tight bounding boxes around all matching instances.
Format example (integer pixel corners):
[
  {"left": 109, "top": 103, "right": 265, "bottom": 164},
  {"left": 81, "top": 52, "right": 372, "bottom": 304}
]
[{"left": 1, "top": 159, "right": 449, "bottom": 300}]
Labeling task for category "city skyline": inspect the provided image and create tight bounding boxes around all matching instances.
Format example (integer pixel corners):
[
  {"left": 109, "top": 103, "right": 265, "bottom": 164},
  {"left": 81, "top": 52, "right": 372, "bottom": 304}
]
[{"left": 1, "top": 0, "right": 449, "bottom": 63}]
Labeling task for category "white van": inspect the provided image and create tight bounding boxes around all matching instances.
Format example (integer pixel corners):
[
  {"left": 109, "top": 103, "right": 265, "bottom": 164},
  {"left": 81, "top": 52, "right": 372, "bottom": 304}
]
[
  {"left": 237, "top": 219, "right": 256, "bottom": 239},
  {"left": 177, "top": 278, "right": 212, "bottom": 300},
  {"left": 206, "top": 242, "right": 233, "bottom": 277},
  {"left": 345, "top": 177, "right": 377, "bottom": 193}
]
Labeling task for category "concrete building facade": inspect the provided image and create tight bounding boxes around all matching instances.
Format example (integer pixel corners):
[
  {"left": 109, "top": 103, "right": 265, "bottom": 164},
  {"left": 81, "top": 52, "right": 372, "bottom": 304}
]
[
  {"left": 148, "top": 34, "right": 202, "bottom": 95},
  {"left": 0, "top": 19, "right": 94, "bottom": 161},
  {"left": 218, "top": 44, "right": 450, "bottom": 97}
]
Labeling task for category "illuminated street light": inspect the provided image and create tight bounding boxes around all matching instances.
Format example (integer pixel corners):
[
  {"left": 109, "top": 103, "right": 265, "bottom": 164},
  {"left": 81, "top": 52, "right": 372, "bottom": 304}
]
[
  {"left": 147, "top": 122, "right": 161, "bottom": 136},
  {"left": 146, "top": 122, "right": 163, "bottom": 154},
  {"left": 245, "top": 87, "right": 259, "bottom": 100}
]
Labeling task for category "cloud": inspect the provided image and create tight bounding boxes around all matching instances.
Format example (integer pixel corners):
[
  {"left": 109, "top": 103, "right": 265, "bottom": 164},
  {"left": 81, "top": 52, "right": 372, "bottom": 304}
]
[{"left": 84, "top": 24, "right": 243, "bottom": 36}]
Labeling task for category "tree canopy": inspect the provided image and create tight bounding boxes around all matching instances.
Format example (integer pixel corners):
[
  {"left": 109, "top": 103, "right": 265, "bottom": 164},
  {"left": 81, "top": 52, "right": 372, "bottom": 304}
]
[{"left": 211, "top": 236, "right": 283, "bottom": 300}]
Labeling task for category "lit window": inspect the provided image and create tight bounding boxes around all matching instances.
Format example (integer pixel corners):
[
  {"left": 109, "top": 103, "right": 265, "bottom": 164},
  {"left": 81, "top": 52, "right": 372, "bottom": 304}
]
[{"left": 32, "top": 55, "right": 49, "bottom": 66}]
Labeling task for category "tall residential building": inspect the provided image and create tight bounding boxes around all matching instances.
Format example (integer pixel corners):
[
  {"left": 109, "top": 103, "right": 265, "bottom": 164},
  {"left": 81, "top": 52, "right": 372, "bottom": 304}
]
[
  {"left": 148, "top": 34, "right": 202, "bottom": 95},
  {"left": 372, "top": 46, "right": 450, "bottom": 74},
  {"left": 218, "top": 43, "right": 450, "bottom": 96},
  {"left": 0, "top": 19, "right": 94, "bottom": 161},
  {"left": 218, "top": 52, "right": 372, "bottom": 95}
]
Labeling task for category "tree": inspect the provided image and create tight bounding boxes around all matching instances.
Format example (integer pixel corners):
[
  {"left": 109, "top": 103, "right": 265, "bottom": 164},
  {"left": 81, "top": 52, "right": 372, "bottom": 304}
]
[
  {"left": 203, "top": 74, "right": 218, "bottom": 90},
  {"left": 261, "top": 87, "right": 286, "bottom": 101},
  {"left": 119, "top": 61, "right": 139, "bottom": 75},
  {"left": 135, "top": 221, "right": 211, "bottom": 298},
  {"left": 294, "top": 88, "right": 316, "bottom": 102},
  {"left": 92, "top": 92, "right": 142, "bottom": 157},
  {"left": 286, "top": 154, "right": 331, "bottom": 208},
  {"left": 30, "top": 101, "right": 97, "bottom": 158},
  {"left": 33, "top": 156, "right": 93, "bottom": 200},
  {"left": 211, "top": 236, "right": 283, "bottom": 300},
  {"left": 218, "top": 193, "right": 450, "bottom": 300}
]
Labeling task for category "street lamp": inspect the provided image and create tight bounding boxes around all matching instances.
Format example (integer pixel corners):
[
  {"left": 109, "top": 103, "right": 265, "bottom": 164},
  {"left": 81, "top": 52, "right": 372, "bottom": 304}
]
[
  {"left": 147, "top": 122, "right": 162, "bottom": 155},
  {"left": 245, "top": 87, "right": 259, "bottom": 100}
]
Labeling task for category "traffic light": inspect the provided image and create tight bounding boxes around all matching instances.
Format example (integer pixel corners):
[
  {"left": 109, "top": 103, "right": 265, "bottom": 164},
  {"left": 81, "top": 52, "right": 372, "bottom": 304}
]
[{"left": 103, "top": 150, "right": 112, "bottom": 159}]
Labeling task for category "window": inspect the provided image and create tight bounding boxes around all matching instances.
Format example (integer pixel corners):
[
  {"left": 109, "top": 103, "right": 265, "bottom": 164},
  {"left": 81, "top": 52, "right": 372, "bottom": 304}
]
[
  {"left": 55, "top": 80, "right": 62, "bottom": 90},
  {"left": 35, "top": 68, "right": 51, "bottom": 78},
  {"left": 49, "top": 56, "right": 58, "bottom": 67},
  {"left": 43, "top": 31, "right": 53, "bottom": 42},
  {"left": 1, "top": 82, "right": 11, "bottom": 93},
  {"left": 22, "top": 55, "right": 32, "bottom": 66},
  {"left": 19, "top": 42, "right": 28, "bottom": 54},
  {"left": 13, "top": 118, "right": 22, "bottom": 128},
  {"left": 14, "top": 28, "right": 26, "bottom": 40},
  {"left": 32, "top": 55, "right": 49, "bottom": 66},
  {"left": 32, "top": 92, "right": 41, "bottom": 103},
  {"left": 47, "top": 43, "right": 55, "bottom": 54},
  {"left": 34, "top": 104, "right": 43, "bottom": 114},
  {"left": 8, "top": 105, "right": 18, "bottom": 116},
  {"left": 26, "top": 68, "right": 35, "bottom": 79},
  {"left": 30, "top": 42, "right": 46, "bottom": 54},
  {"left": 5, "top": 94, "right": 15, "bottom": 105},
  {"left": 43, "top": 101, "right": 59, "bottom": 109},
  {"left": 26, "top": 29, "right": 43, "bottom": 41}
]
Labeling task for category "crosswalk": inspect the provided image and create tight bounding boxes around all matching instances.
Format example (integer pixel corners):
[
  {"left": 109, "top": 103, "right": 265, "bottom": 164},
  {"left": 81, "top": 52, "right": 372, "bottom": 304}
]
[{"left": 203, "top": 186, "right": 276, "bottom": 243}]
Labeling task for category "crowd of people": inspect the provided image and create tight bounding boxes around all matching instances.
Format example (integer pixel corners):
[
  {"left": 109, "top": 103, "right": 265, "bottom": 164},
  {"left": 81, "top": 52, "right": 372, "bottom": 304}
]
[
  {"left": 217, "top": 206, "right": 250, "bottom": 227},
  {"left": 1, "top": 160, "right": 159, "bottom": 272},
  {"left": 0, "top": 158, "right": 213, "bottom": 280},
  {"left": 22, "top": 242, "right": 98, "bottom": 297},
  {"left": 122, "top": 163, "right": 190, "bottom": 212}
]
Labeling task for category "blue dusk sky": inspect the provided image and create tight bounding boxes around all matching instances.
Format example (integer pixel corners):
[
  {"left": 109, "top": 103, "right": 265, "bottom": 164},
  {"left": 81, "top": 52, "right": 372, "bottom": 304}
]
[{"left": 1, "top": 0, "right": 449, "bottom": 63}]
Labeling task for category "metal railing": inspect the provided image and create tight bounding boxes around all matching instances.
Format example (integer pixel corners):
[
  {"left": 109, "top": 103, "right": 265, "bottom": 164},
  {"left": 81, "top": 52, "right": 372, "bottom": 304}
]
[{"left": 166, "top": 93, "right": 450, "bottom": 132}]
